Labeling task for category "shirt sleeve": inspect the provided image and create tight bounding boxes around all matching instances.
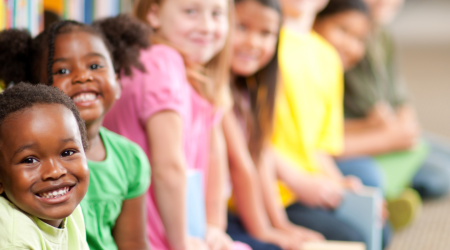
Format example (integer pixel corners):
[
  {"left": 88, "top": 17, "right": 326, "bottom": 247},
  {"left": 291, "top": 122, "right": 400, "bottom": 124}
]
[
  {"left": 138, "top": 46, "right": 186, "bottom": 126},
  {"left": 317, "top": 63, "right": 344, "bottom": 156},
  {"left": 125, "top": 143, "right": 152, "bottom": 199}
]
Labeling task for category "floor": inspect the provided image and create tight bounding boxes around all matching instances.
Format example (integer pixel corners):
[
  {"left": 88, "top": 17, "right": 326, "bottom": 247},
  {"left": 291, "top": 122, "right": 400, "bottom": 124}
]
[{"left": 385, "top": 0, "right": 450, "bottom": 249}]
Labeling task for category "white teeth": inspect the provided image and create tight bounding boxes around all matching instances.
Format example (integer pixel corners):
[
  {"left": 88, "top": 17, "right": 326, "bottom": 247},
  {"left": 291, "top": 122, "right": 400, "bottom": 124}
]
[
  {"left": 72, "top": 93, "right": 97, "bottom": 103},
  {"left": 38, "top": 187, "right": 70, "bottom": 199}
]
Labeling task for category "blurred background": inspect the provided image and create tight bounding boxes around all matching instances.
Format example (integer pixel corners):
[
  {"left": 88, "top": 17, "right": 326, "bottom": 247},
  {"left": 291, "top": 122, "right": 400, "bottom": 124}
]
[{"left": 388, "top": 0, "right": 450, "bottom": 249}]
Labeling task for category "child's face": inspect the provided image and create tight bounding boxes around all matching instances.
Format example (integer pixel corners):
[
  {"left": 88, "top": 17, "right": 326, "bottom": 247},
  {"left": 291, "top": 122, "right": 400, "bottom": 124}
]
[
  {"left": 279, "top": 0, "right": 329, "bottom": 18},
  {"left": 148, "top": 0, "right": 229, "bottom": 64},
  {"left": 231, "top": 0, "right": 280, "bottom": 77},
  {"left": 0, "top": 104, "right": 89, "bottom": 227},
  {"left": 363, "top": 0, "right": 404, "bottom": 24},
  {"left": 314, "top": 11, "right": 370, "bottom": 71},
  {"left": 50, "top": 31, "right": 120, "bottom": 127}
]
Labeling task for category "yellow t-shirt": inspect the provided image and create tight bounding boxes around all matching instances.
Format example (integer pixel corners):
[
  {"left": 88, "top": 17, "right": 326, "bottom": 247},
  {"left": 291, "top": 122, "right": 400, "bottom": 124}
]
[
  {"left": 272, "top": 28, "right": 344, "bottom": 207},
  {"left": 0, "top": 197, "right": 89, "bottom": 250}
]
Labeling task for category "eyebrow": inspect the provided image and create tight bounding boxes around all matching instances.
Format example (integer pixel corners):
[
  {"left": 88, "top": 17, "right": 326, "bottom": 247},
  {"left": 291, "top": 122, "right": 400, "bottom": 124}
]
[{"left": 13, "top": 143, "right": 36, "bottom": 159}]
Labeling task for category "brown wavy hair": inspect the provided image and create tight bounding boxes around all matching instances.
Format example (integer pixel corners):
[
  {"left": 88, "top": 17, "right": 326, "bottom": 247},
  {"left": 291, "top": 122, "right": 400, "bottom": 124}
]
[
  {"left": 232, "top": 0, "right": 281, "bottom": 161},
  {"left": 133, "top": 0, "right": 233, "bottom": 107}
]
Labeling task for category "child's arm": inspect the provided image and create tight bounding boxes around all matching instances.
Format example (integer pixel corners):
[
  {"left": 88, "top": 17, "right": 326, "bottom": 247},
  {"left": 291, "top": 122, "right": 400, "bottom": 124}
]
[
  {"left": 222, "top": 111, "right": 293, "bottom": 249},
  {"left": 205, "top": 125, "right": 233, "bottom": 250},
  {"left": 112, "top": 195, "right": 149, "bottom": 250},
  {"left": 257, "top": 149, "right": 324, "bottom": 243},
  {"left": 146, "top": 111, "right": 193, "bottom": 250},
  {"left": 341, "top": 103, "right": 419, "bottom": 158},
  {"left": 273, "top": 151, "right": 343, "bottom": 209}
]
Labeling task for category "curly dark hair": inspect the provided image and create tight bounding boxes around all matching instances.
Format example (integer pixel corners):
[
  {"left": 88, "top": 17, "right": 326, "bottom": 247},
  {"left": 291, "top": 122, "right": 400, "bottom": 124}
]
[
  {"left": 0, "top": 14, "right": 150, "bottom": 87},
  {"left": 0, "top": 82, "right": 88, "bottom": 150},
  {"left": 317, "top": 0, "right": 369, "bottom": 19}
]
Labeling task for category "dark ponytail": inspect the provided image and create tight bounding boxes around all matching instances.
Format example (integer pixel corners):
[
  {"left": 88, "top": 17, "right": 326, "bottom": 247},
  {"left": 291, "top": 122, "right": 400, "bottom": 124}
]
[
  {"left": 0, "top": 29, "right": 32, "bottom": 87},
  {"left": 93, "top": 14, "right": 151, "bottom": 77}
]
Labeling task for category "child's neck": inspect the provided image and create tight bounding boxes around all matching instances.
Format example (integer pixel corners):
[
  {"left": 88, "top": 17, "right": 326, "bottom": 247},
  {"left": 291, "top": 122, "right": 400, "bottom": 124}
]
[
  {"left": 283, "top": 11, "right": 317, "bottom": 35},
  {"left": 85, "top": 120, "right": 106, "bottom": 162}
]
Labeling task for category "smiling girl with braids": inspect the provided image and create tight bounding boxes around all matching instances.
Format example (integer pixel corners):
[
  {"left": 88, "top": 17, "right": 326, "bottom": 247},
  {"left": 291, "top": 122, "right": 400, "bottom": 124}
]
[{"left": 0, "top": 15, "right": 152, "bottom": 250}]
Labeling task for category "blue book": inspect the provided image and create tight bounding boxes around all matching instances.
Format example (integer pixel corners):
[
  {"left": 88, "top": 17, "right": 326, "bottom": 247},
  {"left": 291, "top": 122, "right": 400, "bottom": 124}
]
[
  {"left": 335, "top": 187, "right": 383, "bottom": 250},
  {"left": 186, "top": 169, "right": 206, "bottom": 239},
  {"left": 84, "top": 0, "right": 93, "bottom": 24}
]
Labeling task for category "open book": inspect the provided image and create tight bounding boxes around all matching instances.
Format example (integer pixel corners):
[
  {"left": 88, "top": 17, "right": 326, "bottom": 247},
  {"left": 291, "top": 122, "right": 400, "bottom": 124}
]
[
  {"left": 303, "top": 241, "right": 366, "bottom": 250},
  {"left": 334, "top": 187, "right": 383, "bottom": 250}
]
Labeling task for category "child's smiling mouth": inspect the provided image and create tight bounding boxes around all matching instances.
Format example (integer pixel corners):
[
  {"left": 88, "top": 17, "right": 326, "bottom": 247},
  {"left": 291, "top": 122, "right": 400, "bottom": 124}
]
[
  {"left": 35, "top": 184, "right": 76, "bottom": 204},
  {"left": 72, "top": 92, "right": 99, "bottom": 105}
]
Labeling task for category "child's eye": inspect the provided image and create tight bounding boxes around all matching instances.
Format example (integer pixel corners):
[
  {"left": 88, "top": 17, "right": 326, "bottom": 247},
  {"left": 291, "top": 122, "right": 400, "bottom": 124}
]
[
  {"left": 61, "top": 150, "right": 76, "bottom": 157},
  {"left": 55, "top": 68, "right": 70, "bottom": 75},
  {"left": 185, "top": 8, "right": 197, "bottom": 15},
  {"left": 212, "top": 10, "right": 223, "bottom": 18},
  {"left": 236, "top": 24, "right": 246, "bottom": 32},
  {"left": 90, "top": 64, "right": 103, "bottom": 70},
  {"left": 21, "top": 157, "right": 39, "bottom": 164}
]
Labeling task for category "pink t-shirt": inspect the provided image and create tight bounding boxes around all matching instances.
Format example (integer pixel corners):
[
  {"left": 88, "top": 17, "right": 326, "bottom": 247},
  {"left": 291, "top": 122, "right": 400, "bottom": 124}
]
[{"left": 103, "top": 45, "right": 249, "bottom": 250}]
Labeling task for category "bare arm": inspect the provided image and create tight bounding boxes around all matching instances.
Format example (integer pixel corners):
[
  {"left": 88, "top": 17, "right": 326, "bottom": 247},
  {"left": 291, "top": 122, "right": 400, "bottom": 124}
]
[
  {"left": 341, "top": 104, "right": 419, "bottom": 158},
  {"left": 222, "top": 111, "right": 293, "bottom": 248},
  {"left": 206, "top": 125, "right": 228, "bottom": 230},
  {"left": 146, "top": 111, "right": 189, "bottom": 250},
  {"left": 113, "top": 194, "right": 149, "bottom": 250}
]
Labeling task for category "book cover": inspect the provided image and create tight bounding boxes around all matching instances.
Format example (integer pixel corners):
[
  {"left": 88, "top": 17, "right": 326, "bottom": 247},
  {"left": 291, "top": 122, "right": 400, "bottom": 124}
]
[
  {"left": 303, "top": 241, "right": 366, "bottom": 250},
  {"left": 0, "top": 0, "right": 6, "bottom": 30},
  {"left": 6, "top": 0, "right": 14, "bottom": 28},
  {"left": 28, "top": 0, "right": 43, "bottom": 36},
  {"left": 14, "top": 0, "right": 29, "bottom": 29},
  {"left": 84, "top": 0, "right": 93, "bottom": 24},
  {"left": 334, "top": 187, "right": 383, "bottom": 250},
  {"left": 94, "top": 0, "right": 119, "bottom": 20},
  {"left": 66, "top": 0, "right": 84, "bottom": 22},
  {"left": 186, "top": 169, "right": 206, "bottom": 239}
]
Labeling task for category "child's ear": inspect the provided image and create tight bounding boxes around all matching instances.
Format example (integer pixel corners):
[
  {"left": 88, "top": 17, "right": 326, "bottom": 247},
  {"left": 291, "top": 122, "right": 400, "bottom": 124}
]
[
  {"left": 114, "top": 74, "right": 121, "bottom": 100},
  {"left": 147, "top": 4, "right": 161, "bottom": 29}
]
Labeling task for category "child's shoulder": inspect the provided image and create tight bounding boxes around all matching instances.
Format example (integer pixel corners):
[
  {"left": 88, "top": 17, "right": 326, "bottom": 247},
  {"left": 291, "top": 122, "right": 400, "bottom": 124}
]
[
  {"left": 140, "top": 44, "right": 185, "bottom": 70},
  {"left": 100, "top": 127, "right": 146, "bottom": 155},
  {"left": 0, "top": 197, "right": 45, "bottom": 248}
]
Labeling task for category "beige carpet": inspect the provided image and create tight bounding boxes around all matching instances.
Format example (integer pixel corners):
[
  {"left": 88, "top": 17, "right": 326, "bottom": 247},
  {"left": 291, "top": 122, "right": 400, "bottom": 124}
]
[
  {"left": 387, "top": 196, "right": 450, "bottom": 250},
  {"left": 385, "top": 0, "right": 450, "bottom": 249}
]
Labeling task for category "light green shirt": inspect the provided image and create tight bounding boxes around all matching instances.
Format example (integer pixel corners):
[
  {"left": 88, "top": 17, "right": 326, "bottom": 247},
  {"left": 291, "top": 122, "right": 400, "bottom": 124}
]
[{"left": 0, "top": 197, "right": 89, "bottom": 250}]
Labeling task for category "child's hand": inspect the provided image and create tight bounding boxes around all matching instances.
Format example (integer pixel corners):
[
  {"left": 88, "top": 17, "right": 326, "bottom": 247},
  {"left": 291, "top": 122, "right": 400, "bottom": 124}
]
[
  {"left": 205, "top": 225, "right": 233, "bottom": 250},
  {"left": 187, "top": 237, "right": 209, "bottom": 250},
  {"left": 296, "top": 176, "right": 344, "bottom": 209},
  {"left": 366, "top": 102, "right": 396, "bottom": 128},
  {"left": 342, "top": 176, "right": 363, "bottom": 192},
  {"left": 260, "top": 229, "right": 304, "bottom": 250},
  {"left": 281, "top": 223, "right": 325, "bottom": 243}
]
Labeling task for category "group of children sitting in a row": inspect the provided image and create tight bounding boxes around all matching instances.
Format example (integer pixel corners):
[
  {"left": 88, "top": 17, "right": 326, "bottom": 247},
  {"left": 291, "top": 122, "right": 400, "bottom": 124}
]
[{"left": 1, "top": 0, "right": 450, "bottom": 249}]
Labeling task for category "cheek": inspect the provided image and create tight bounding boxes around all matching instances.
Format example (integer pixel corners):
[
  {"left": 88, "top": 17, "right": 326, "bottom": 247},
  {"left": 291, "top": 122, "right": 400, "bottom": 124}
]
[{"left": 259, "top": 39, "right": 278, "bottom": 67}]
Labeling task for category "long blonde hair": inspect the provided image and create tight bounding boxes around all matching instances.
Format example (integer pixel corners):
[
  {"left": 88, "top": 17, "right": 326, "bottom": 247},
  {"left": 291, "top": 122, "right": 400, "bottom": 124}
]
[{"left": 133, "top": 0, "right": 233, "bottom": 107}]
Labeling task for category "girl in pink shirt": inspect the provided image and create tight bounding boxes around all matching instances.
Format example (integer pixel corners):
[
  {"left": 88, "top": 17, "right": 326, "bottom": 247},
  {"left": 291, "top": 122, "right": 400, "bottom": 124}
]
[{"left": 103, "top": 0, "right": 249, "bottom": 250}]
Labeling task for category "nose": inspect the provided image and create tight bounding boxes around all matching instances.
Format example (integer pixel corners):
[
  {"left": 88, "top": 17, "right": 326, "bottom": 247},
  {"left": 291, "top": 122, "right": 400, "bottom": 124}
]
[
  {"left": 41, "top": 159, "right": 67, "bottom": 181},
  {"left": 198, "top": 11, "right": 215, "bottom": 34},
  {"left": 245, "top": 32, "right": 261, "bottom": 49},
  {"left": 73, "top": 66, "right": 93, "bottom": 84}
]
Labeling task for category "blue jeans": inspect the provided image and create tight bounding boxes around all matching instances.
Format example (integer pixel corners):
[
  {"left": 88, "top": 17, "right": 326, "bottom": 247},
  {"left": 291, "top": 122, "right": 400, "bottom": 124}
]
[
  {"left": 412, "top": 136, "right": 450, "bottom": 198},
  {"left": 227, "top": 213, "right": 282, "bottom": 250},
  {"left": 336, "top": 157, "right": 385, "bottom": 190}
]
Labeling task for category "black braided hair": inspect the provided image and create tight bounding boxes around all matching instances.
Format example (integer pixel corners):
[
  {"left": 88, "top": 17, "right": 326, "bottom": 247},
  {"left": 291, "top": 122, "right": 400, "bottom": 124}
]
[
  {"left": 0, "top": 82, "right": 88, "bottom": 150},
  {"left": 317, "top": 0, "right": 369, "bottom": 19}
]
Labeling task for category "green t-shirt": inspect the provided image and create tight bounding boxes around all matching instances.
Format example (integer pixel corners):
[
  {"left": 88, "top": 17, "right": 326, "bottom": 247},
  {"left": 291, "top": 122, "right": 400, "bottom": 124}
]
[
  {"left": 0, "top": 197, "right": 89, "bottom": 250},
  {"left": 81, "top": 127, "right": 151, "bottom": 250},
  {"left": 344, "top": 29, "right": 408, "bottom": 118}
]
